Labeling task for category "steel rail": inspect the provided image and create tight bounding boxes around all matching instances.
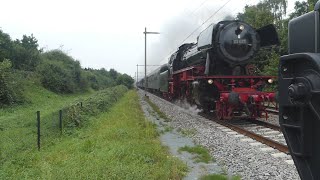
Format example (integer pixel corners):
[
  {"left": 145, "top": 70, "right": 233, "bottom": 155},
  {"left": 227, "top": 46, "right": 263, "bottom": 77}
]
[
  {"left": 200, "top": 113, "right": 289, "bottom": 154},
  {"left": 220, "top": 121, "right": 289, "bottom": 154}
]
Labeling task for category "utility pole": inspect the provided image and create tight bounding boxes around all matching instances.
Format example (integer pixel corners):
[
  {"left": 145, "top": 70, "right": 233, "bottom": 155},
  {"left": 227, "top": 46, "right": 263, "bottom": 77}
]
[
  {"left": 136, "top": 64, "right": 138, "bottom": 83},
  {"left": 143, "top": 27, "right": 160, "bottom": 92}
]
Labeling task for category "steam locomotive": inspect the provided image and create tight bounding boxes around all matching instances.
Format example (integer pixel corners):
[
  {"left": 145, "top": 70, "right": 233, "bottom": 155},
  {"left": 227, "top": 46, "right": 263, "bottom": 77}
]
[{"left": 137, "top": 20, "right": 279, "bottom": 120}]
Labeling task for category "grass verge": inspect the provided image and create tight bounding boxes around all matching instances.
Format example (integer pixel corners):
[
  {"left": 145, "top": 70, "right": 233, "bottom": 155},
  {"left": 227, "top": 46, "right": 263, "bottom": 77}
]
[
  {"left": 200, "top": 174, "right": 241, "bottom": 180},
  {"left": 144, "top": 96, "right": 170, "bottom": 121},
  {"left": 178, "top": 145, "right": 213, "bottom": 163},
  {"left": 1, "top": 90, "right": 187, "bottom": 179},
  {"left": 178, "top": 128, "right": 197, "bottom": 137}
]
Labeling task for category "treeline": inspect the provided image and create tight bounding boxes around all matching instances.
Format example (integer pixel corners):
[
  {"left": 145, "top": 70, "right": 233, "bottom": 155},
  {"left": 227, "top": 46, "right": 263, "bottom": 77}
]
[
  {"left": 0, "top": 31, "right": 133, "bottom": 107},
  {"left": 237, "top": 0, "right": 317, "bottom": 76}
]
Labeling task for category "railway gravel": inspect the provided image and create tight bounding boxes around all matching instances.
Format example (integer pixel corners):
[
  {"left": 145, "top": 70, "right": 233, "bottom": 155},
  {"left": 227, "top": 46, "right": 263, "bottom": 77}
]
[
  {"left": 138, "top": 90, "right": 299, "bottom": 180},
  {"left": 258, "top": 112, "right": 280, "bottom": 126}
]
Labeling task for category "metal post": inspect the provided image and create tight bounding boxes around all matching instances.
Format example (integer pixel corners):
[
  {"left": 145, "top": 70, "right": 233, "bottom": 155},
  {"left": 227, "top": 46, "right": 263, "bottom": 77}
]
[
  {"left": 136, "top": 64, "right": 138, "bottom": 83},
  {"left": 36, "top": 111, "right": 40, "bottom": 151},
  {"left": 144, "top": 27, "right": 147, "bottom": 91},
  {"left": 143, "top": 28, "right": 159, "bottom": 93},
  {"left": 59, "top": 110, "right": 62, "bottom": 134}
]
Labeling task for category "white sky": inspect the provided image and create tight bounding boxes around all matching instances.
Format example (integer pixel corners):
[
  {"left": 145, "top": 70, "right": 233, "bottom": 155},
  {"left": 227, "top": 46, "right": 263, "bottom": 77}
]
[{"left": 0, "top": 0, "right": 299, "bottom": 79}]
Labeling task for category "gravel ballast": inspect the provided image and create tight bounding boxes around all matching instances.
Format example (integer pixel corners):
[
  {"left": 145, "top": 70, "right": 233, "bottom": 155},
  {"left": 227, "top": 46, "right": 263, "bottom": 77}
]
[{"left": 138, "top": 90, "right": 299, "bottom": 180}]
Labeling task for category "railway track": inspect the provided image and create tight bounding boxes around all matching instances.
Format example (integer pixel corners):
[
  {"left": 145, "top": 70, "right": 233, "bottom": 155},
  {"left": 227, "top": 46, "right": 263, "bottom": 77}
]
[
  {"left": 200, "top": 112, "right": 289, "bottom": 154},
  {"left": 266, "top": 107, "right": 279, "bottom": 114}
]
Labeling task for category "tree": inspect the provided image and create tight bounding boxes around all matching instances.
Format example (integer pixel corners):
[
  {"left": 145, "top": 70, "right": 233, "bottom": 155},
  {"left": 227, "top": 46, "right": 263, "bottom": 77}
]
[
  {"left": 109, "top": 68, "right": 118, "bottom": 80},
  {"left": 290, "top": 1, "right": 309, "bottom": 19},
  {"left": 0, "top": 30, "right": 13, "bottom": 62},
  {"left": 0, "top": 59, "right": 24, "bottom": 106},
  {"left": 307, "top": 0, "right": 318, "bottom": 11},
  {"left": 116, "top": 74, "right": 134, "bottom": 89},
  {"left": 237, "top": 5, "right": 274, "bottom": 28}
]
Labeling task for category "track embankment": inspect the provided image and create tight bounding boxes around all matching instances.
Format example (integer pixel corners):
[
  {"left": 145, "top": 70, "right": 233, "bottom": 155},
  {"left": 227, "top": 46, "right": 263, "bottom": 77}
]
[{"left": 139, "top": 89, "right": 300, "bottom": 180}]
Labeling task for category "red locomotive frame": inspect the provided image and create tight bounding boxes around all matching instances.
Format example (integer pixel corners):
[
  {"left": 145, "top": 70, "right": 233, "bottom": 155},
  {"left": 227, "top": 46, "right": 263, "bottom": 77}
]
[{"left": 163, "top": 66, "right": 276, "bottom": 120}]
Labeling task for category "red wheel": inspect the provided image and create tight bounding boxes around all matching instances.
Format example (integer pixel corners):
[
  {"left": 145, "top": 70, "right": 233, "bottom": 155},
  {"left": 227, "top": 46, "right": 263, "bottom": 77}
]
[{"left": 216, "top": 102, "right": 224, "bottom": 120}]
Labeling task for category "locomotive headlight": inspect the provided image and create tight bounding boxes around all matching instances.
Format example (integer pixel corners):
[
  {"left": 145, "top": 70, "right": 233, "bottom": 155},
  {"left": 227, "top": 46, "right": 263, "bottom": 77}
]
[
  {"left": 208, "top": 79, "right": 213, "bottom": 84},
  {"left": 268, "top": 79, "right": 273, "bottom": 84},
  {"left": 239, "top": 25, "right": 244, "bottom": 30}
]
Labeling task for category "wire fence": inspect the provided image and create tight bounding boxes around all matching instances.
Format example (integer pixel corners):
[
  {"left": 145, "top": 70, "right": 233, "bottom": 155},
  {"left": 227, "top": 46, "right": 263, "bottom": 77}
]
[
  {"left": 34, "top": 85, "right": 129, "bottom": 151},
  {"left": 36, "top": 101, "right": 84, "bottom": 150}
]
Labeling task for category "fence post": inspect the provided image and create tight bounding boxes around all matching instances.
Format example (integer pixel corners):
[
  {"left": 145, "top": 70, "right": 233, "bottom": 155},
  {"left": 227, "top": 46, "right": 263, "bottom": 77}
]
[
  {"left": 80, "top": 102, "right": 83, "bottom": 108},
  {"left": 59, "top": 110, "right": 62, "bottom": 134},
  {"left": 37, "top": 111, "right": 40, "bottom": 151}
]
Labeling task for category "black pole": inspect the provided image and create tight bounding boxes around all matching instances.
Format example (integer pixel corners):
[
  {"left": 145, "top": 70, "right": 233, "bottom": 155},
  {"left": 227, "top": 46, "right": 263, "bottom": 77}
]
[
  {"left": 59, "top": 110, "right": 62, "bottom": 134},
  {"left": 80, "top": 102, "right": 83, "bottom": 108},
  {"left": 37, "top": 111, "right": 40, "bottom": 151}
]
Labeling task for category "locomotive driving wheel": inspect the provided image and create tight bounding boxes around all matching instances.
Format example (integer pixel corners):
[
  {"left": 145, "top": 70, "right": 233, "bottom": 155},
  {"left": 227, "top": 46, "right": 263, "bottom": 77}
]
[{"left": 216, "top": 102, "right": 224, "bottom": 120}]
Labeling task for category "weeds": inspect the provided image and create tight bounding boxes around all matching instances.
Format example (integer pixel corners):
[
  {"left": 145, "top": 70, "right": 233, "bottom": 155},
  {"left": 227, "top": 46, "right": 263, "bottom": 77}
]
[
  {"left": 178, "top": 145, "right": 213, "bottom": 163},
  {"left": 0, "top": 91, "right": 188, "bottom": 179},
  {"left": 144, "top": 97, "right": 170, "bottom": 121},
  {"left": 200, "top": 174, "right": 241, "bottom": 180},
  {"left": 164, "top": 125, "right": 174, "bottom": 132},
  {"left": 179, "top": 128, "right": 197, "bottom": 137}
]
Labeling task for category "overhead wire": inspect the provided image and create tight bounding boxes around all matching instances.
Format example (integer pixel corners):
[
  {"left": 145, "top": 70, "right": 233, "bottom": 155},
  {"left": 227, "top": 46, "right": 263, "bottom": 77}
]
[
  {"left": 179, "top": 0, "right": 233, "bottom": 45},
  {"left": 161, "top": 0, "right": 233, "bottom": 62}
]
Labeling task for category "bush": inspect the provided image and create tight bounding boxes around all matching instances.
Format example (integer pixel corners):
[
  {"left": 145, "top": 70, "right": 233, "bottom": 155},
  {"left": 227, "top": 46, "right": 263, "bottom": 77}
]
[
  {"left": 0, "top": 60, "right": 24, "bottom": 106},
  {"left": 37, "top": 59, "right": 76, "bottom": 93},
  {"left": 37, "top": 50, "right": 89, "bottom": 93},
  {"left": 63, "top": 85, "right": 128, "bottom": 127},
  {"left": 116, "top": 74, "right": 134, "bottom": 89}
]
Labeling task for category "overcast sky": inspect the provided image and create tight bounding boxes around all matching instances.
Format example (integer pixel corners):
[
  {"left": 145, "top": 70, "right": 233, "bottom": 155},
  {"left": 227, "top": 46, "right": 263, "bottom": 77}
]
[{"left": 0, "top": 0, "right": 299, "bottom": 79}]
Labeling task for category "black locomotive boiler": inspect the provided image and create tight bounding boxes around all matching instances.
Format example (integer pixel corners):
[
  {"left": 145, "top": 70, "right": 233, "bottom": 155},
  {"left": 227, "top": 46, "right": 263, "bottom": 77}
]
[{"left": 138, "top": 20, "right": 279, "bottom": 120}]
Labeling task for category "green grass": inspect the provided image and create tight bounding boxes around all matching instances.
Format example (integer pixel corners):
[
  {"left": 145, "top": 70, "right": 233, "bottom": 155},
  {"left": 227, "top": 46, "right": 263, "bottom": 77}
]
[
  {"left": 179, "top": 128, "right": 197, "bottom": 137},
  {"left": 200, "top": 174, "right": 241, "bottom": 180},
  {"left": 0, "top": 82, "right": 93, "bottom": 168},
  {"left": 178, "top": 145, "right": 213, "bottom": 163},
  {"left": 144, "top": 96, "right": 170, "bottom": 121},
  {"left": 164, "top": 125, "right": 174, "bottom": 132},
  {"left": 1, "top": 90, "right": 188, "bottom": 179}
]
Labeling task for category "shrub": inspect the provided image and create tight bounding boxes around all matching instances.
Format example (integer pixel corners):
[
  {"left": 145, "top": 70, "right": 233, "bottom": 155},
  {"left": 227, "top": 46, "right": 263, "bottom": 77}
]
[
  {"left": 37, "top": 50, "right": 89, "bottom": 93},
  {"left": 63, "top": 85, "right": 128, "bottom": 127},
  {"left": 37, "top": 59, "right": 76, "bottom": 93},
  {"left": 0, "top": 60, "right": 24, "bottom": 106}
]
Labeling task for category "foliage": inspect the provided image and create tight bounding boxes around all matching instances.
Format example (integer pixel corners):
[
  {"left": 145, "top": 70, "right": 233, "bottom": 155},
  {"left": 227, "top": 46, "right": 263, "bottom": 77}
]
[
  {"left": 0, "top": 29, "right": 134, "bottom": 105},
  {"left": 0, "top": 91, "right": 188, "bottom": 179},
  {"left": 37, "top": 58, "right": 77, "bottom": 93},
  {"left": 63, "top": 85, "right": 128, "bottom": 127},
  {"left": 179, "top": 128, "right": 197, "bottom": 137},
  {"left": 144, "top": 96, "right": 169, "bottom": 121},
  {"left": 237, "top": 0, "right": 320, "bottom": 75},
  {"left": 84, "top": 68, "right": 118, "bottom": 90},
  {"left": 290, "top": 1, "right": 309, "bottom": 19},
  {"left": 0, "top": 82, "right": 94, "bottom": 172},
  {"left": 116, "top": 73, "right": 134, "bottom": 89},
  {"left": 11, "top": 34, "right": 41, "bottom": 71},
  {"left": 178, "top": 145, "right": 212, "bottom": 163},
  {"left": 0, "top": 59, "right": 24, "bottom": 106},
  {"left": 237, "top": 4, "right": 274, "bottom": 29},
  {"left": 0, "top": 31, "right": 41, "bottom": 71},
  {"left": 200, "top": 174, "right": 241, "bottom": 180},
  {"left": 262, "top": 50, "right": 280, "bottom": 76},
  {"left": 37, "top": 50, "right": 86, "bottom": 93},
  {"left": 0, "top": 30, "right": 13, "bottom": 61}
]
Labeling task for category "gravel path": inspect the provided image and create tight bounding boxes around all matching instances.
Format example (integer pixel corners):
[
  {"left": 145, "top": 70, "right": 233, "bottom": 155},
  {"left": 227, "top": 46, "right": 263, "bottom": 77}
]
[{"left": 138, "top": 90, "right": 299, "bottom": 180}]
